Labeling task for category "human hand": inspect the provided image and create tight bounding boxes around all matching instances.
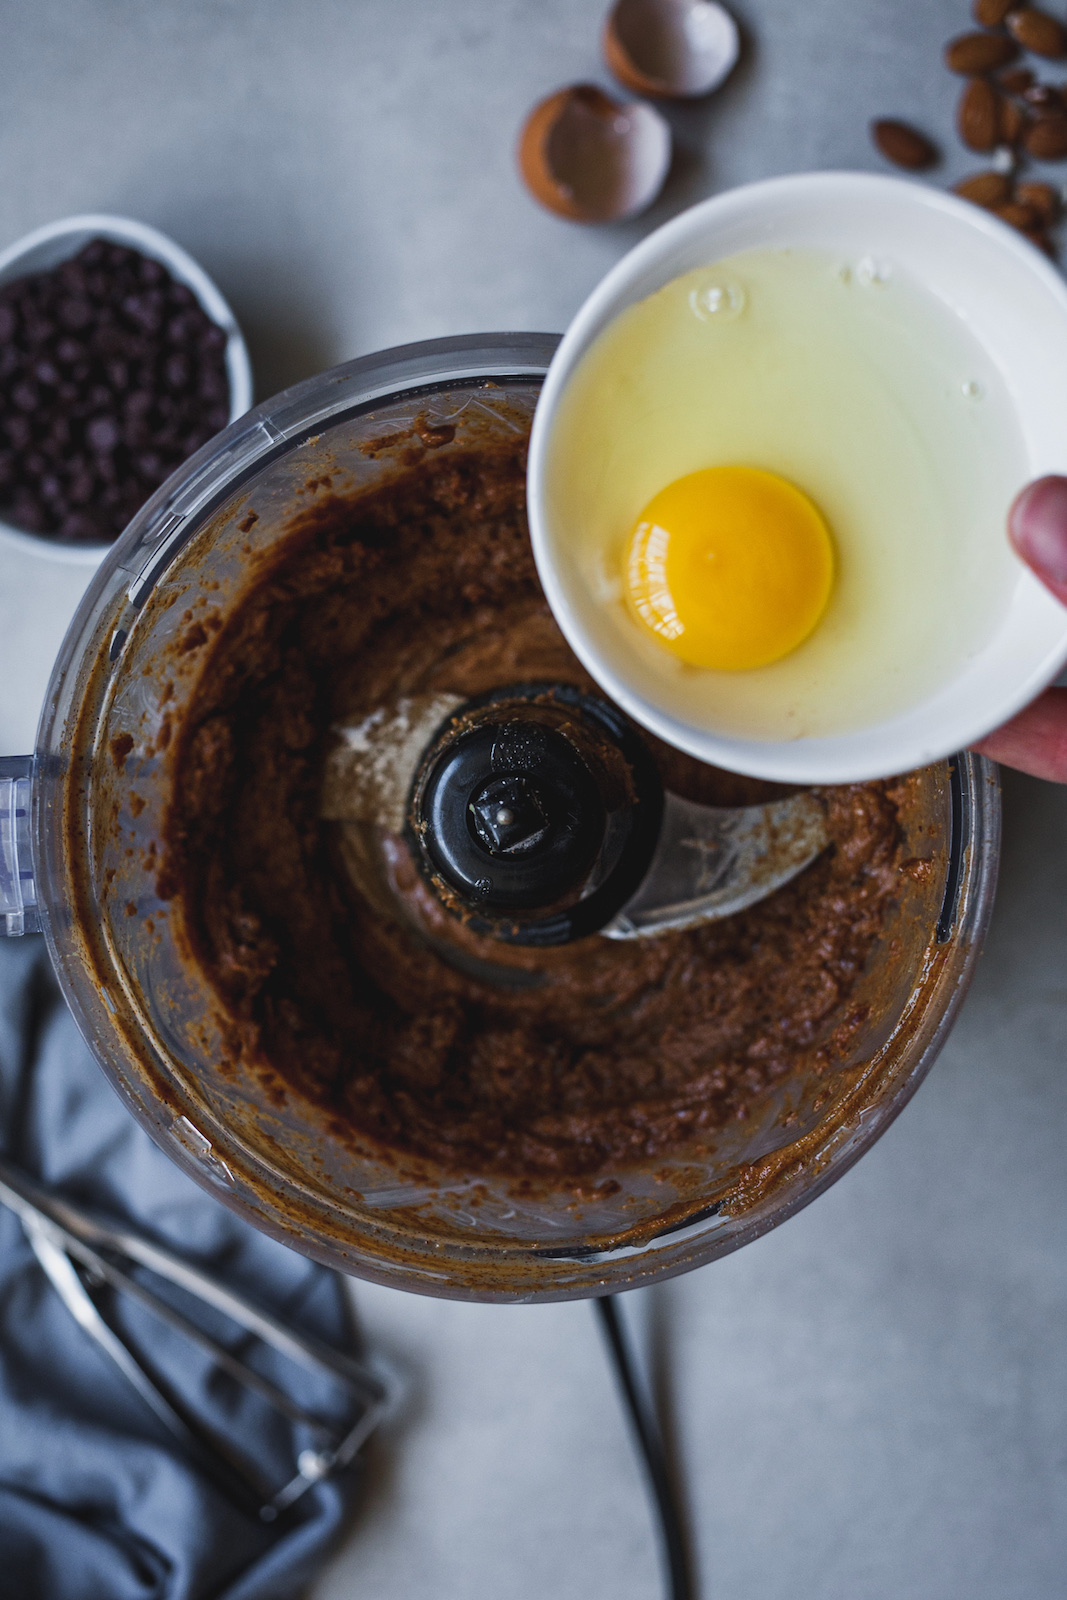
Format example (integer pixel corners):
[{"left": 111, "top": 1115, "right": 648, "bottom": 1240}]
[{"left": 970, "top": 477, "right": 1067, "bottom": 783}]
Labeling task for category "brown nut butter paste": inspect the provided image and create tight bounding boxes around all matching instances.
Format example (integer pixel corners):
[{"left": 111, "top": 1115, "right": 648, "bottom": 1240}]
[{"left": 163, "top": 430, "right": 906, "bottom": 1180}]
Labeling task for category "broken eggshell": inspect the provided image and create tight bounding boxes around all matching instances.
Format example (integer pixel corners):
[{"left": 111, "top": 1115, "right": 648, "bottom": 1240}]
[
  {"left": 604, "top": 0, "right": 740, "bottom": 98},
  {"left": 518, "top": 84, "right": 672, "bottom": 222}
]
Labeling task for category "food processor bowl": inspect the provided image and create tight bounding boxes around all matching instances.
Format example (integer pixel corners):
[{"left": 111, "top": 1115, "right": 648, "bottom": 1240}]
[{"left": 0, "top": 336, "right": 1000, "bottom": 1302}]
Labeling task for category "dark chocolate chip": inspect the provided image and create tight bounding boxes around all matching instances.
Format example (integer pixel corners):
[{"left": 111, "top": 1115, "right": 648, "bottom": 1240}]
[
  {"left": 68, "top": 471, "right": 95, "bottom": 504},
  {"left": 121, "top": 293, "right": 163, "bottom": 334},
  {"left": 10, "top": 493, "right": 46, "bottom": 530},
  {"left": 198, "top": 370, "right": 226, "bottom": 403},
  {"left": 90, "top": 324, "right": 124, "bottom": 356},
  {"left": 87, "top": 415, "right": 120, "bottom": 452},
  {"left": 164, "top": 352, "right": 190, "bottom": 389},
  {"left": 58, "top": 298, "right": 91, "bottom": 330},
  {"left": 58, "top": 510, "right": 104, "bottom": 541},
  {"left": 57, "top": 260, "right": 87, "bottom": 293},
  {"left": 23, "top": 315, "right": 55, "bottom": 344},
  {"left": 3, "top": 417, "right": 31, "bottom": 449}
]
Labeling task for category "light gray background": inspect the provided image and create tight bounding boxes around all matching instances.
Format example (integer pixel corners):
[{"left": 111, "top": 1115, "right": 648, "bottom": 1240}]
[{"left": 2, "top": 3, "right": 1066, "bottom": 1597}]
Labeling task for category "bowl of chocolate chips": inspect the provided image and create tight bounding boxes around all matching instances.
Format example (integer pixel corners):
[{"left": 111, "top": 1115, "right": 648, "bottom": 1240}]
[{"left": 0, "top": 213, "right": 252, "bottom": 563}]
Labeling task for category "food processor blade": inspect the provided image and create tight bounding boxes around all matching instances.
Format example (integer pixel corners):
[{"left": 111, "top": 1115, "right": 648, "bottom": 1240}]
[
  {"left": 603, "top": 788, "right": 829, "bottom": 938},
  {"left": 324, "top": 684, "right": 828, "bottom": 944}
]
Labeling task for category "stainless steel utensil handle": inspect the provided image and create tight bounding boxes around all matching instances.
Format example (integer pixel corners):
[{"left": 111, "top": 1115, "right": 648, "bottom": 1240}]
[
  {"left": 0, "top": 1153, "right": 395, "bottom": 1521},
  {"left": 0, "top": 755, "right": 38, "bottom": 936}
]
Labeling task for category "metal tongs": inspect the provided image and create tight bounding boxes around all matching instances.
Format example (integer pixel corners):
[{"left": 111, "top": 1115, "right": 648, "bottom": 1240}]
[{"left": 0, "top": 1154, "right": 392, "bottom": 1522}]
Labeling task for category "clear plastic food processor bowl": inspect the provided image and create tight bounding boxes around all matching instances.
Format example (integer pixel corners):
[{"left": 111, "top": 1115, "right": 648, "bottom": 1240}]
[{"left": 0, "top": 335, "right": 1001, "bottom": 1302}]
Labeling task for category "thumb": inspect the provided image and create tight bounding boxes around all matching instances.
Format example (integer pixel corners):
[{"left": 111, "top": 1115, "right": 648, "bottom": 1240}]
[{"left": 1009, "top": 476, "right": 1067, "bottom": 609}]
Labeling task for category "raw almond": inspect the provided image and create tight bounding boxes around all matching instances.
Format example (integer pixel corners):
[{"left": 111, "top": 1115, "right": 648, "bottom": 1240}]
[
  {"left": 1024, "top": 112, "right": 1067, "bottom": 156},
  {"left": 974, "top": 0, "right": 1014, "bottom": 20},
  {"left": 870, "top": 118, "right": 938, "bottom": 169},
  {"left": 1023, "top": 83, "right": 1064, "bottom": 108},
  {"left": 994, "top": 199, "right": 1043, "bottom": 227},
  {"left": 1006, "top": 7, "right": 1067, "bottom": 57},
  {"left": 999, "top": 67, "right": 1035, "bottom": 93},
  {"left": 1022, "top": 226, "right": 1056, "bottom": 253},
  {"left": 1000, "top": 96, "right": 1028, "bottom": 142},
  {"left": 945, "top": 31, "right": 1019, "bottom": 73},
  {"left": 958, "top": 78, "right": 1003, "bottom": 148},
  {"left": 1015, "top": 178, "right": 1061, "bottom": 219},
  {"left": 954, "top": 169, "right": 1014, "bottom": 205}
]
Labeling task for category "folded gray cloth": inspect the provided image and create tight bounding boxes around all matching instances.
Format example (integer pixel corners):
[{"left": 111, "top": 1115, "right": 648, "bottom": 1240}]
[{"left": 0, "top": 935, "right": 364, "bottom": 1600}]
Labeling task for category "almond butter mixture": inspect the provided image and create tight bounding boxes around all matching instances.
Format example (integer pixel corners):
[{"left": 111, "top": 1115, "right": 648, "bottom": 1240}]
[{"left": 162, "top": 434, "right": 906, "bottom": 1179}]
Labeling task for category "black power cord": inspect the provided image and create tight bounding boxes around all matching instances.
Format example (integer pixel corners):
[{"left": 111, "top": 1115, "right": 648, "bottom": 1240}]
[{"left": 594, "top": 1294, "right": 694, "bottom": 1600}]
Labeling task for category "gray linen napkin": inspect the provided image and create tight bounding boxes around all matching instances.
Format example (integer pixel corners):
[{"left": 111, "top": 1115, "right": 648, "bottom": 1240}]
[{"left": 0, "top": 934, "right": 365, "bottom": 1599}]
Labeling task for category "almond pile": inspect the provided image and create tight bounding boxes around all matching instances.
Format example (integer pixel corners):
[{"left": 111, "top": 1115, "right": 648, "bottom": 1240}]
[{"left": 872, "top": 2, "right": 1067, "bottom": 256}]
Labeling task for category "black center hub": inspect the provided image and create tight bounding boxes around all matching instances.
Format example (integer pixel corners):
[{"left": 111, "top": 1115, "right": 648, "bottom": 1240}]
[
  {"left": 416, "top": 718, "right": 606, "bottom": 912},
  {"left": 408, "top": 684, "right": 664, "bottom": 946},
  {"left": 469, "top": 776, "right": 550, "bottom": 856}
]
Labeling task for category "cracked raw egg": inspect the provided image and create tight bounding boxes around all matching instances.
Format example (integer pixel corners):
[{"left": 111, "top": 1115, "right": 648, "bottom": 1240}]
[{"left": 624, "top": 465, "right": 834, "bottom": 670}]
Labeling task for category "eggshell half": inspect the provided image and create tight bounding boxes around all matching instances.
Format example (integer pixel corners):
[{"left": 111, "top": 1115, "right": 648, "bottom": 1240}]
[
  {"left": 604, "top": 0, "right": 740, "bottom": 98},
  {"left": 518, "top": 84, "right": 672, "bottom": 223}
]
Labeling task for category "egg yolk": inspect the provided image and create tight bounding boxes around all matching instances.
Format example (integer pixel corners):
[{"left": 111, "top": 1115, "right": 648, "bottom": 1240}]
[{"left": 623, "top": 466, "right": 835, "bottom": 671}]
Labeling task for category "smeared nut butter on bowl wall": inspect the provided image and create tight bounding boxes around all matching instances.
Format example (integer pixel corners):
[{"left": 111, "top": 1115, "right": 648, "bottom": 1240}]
[{"left": 156, "top": 410, "right": 938, "bottom": 1190}]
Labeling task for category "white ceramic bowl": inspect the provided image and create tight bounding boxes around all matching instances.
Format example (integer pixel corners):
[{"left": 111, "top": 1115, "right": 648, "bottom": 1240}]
[
  {"left": 0, "top": 213, "right": 253, "bottom": 567},
  {"left": 527, "top": 171, "right": 1067, "bottom": 784}
]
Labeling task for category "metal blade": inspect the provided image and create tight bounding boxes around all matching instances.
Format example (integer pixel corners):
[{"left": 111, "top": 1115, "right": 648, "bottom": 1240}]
[
  {"left": 321, "top": 691, "right": 829, "bottom": 944},
  {"left": 601, "top": 790, "right": 829, "bottom": 940},
  {"left": 322, "top": 693, "right": 463, "bottom": 831}
]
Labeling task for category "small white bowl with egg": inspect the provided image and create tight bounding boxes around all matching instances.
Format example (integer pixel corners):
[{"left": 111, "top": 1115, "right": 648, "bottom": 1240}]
[{"left": 527, "top": 171, "right": 1067, "bottom": 784}]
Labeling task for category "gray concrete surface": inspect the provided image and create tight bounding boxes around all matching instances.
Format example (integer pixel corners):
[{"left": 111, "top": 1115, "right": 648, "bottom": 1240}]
[{"left": 1, "top": 2, "right": 1066, "bottom": 1596}]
